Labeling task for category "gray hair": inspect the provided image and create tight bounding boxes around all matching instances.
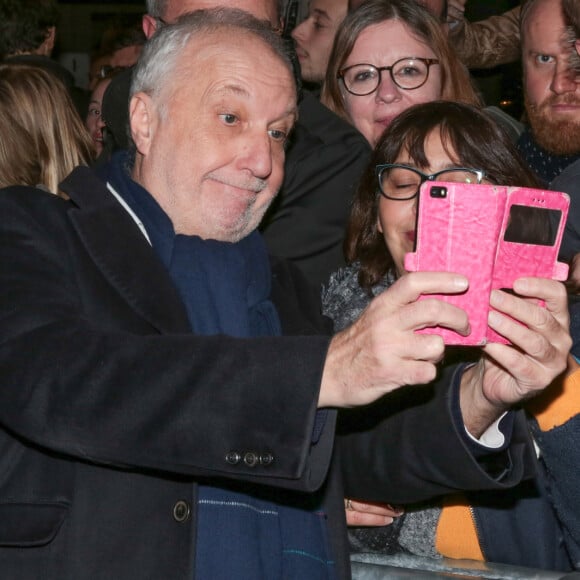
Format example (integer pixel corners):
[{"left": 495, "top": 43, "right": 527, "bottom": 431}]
[
  {"left": 145, "top": 0, "right": 168, "bottom": 18},
  {"left": 131, "top": 7, "right": 295, "bottom": 103}
]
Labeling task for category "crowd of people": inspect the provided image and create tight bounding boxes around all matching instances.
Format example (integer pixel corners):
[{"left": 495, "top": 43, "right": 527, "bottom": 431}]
[{"left": 0, "top": 0, "right": 580, "bottom": 578}]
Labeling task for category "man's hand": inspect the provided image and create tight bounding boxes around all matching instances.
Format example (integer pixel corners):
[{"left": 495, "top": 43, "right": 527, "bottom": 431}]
[
  {"left": 345, "top": 499, "right": 403, "bottom": 527},
  {"left": 460, "top": 278, "right": 571, "bottom": 437},
  {"left": 447, "top": 0, "right": 466, "bottom": 27},
  {"left": 319, "top": 272, "right": 470, "bottom": 408}
]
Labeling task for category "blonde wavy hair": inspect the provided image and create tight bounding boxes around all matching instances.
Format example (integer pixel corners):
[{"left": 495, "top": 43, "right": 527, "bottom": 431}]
[{"left": 0, "top": 64, "right": 94, "bottom": 196}]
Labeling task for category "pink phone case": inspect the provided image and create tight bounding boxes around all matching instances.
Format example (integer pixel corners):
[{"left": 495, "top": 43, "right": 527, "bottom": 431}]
[
  {"left": 486, "top": 186, "right": 570, "bottom": 343},
  {"left": 404, "top": 182, "right": 569, "bottom": 345}
]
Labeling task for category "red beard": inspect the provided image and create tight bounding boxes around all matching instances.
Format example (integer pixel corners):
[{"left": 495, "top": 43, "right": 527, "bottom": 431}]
[{"left": 525, "top": 92, "right": 580, "bottom": 154}]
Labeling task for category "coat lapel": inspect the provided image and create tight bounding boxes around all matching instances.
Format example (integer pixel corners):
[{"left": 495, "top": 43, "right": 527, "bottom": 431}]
[{"left": 60, "top": 166, "right": 190, "bottom": 334}]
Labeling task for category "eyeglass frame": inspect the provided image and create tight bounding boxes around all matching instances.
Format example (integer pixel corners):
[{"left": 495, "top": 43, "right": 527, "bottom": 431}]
[
  {"left": 338, "top": 57, "right": 440, "bottom": 96},
  {"left": 375, "top": 163, "right": 487, "bottom": 201}
]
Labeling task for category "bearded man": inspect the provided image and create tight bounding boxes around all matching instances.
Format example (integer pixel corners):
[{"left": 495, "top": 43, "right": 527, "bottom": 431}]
[
  {"left": 517, "top": 0, "right": 580, "bottom": 186},
  {"left": 519, "top": 0, "right": 580, "bottom": 267}
]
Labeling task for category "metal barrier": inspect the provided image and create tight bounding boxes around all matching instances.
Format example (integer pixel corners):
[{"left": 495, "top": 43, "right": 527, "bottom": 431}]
[{"left": 351, "top": 553, "right": 578, "bottom": 579}]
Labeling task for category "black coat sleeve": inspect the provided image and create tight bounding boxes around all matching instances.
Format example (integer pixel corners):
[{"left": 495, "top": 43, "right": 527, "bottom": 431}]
[
  {"left": 0, "top": 186, "right": 335, "bottom": 492},
  {"left": 338, "top": 364, "right": 535, "bottom": 504}
]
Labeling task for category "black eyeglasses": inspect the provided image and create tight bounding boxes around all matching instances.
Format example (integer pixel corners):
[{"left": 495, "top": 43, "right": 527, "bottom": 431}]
[
  {"left": 376, "top": 164, "right": 487, "bottom": 201},
  {"left": 338, "top": 58, "right": 440, "bottom": 96}
]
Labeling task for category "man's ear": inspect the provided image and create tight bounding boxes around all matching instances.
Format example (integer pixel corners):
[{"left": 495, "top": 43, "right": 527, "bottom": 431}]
[
  {"left": 130, "top": 93, "right": 156, "bottom": 156},
  {"left": 142, "top": 14, "right": 158, "bottom": 40},
  {"left": 39, "top": 26, "right": 56, "bottom": 56}
]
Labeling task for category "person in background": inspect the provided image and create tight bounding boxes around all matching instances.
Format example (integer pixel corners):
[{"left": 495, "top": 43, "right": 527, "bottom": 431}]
[
  {"left": 518, "top": 0, "right": 580, "bottom": 186},
  {"left": 108, "top": 22, "right": 146, "bottom": 69},
  {"left": 86, "top": 77, "right": 113, "bottom": 158},
  {"left": 447, "top": 3, "right": 521, "bottom": 70},
  {"left": 324, "top": 100, "right": 573, "bottom": 571},
  {"left": 291, "top": 0, "right": 348, "bottom": 90},
  {"left": 0, "top": 64, "right": 93, "bottom": 196},
  {"left": 88, "top": 50, "right": 113, "bottom": 92},
  {"left": 89, "top": 19, "right": 146, "bottom": 91},
  {"left": 564, "top": 0, "right": 580, "bottom": 61},
  {"left": 518, "top": 0, "right": 580, "bottom": 290},
  {"left": 321, "top": 0, "right": 480, "bottom": 148},
  {"left": 0, "top": 0, "right": 88, "bottom": 115}
]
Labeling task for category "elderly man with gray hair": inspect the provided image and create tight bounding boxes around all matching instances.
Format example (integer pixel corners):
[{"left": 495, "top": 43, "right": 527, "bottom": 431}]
[{"left": 0, "top": 7, "right": 570, "bottom": 579}]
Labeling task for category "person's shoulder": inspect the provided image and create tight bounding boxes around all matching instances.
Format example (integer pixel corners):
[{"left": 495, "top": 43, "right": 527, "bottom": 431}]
[
  {"left": 297, "top": 90, "right": 370, "bottom": 150},
  {"left": 551, "top": 158, "right": 580, "bottom": 191},
  {"left": 0, "top": 184, "right": 71, "bottom": 237},
  {"left": 0, "top": 183, "right": 66, "bottom": 209},
  {"left": 269, "top": 254, "right": 332, "bottom": 334}
]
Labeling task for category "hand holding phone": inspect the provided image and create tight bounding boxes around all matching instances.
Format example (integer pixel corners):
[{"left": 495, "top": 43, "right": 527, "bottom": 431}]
[{"left": 404, "top": 182, "right": 569, "bottom": 345}]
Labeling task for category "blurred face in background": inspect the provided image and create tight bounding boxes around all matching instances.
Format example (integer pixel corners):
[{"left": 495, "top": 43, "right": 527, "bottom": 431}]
[
  {"left": 85, "top": 77, "right": 111, "bottom": 156},
  {"left": 291, "top": 0, "right": 348, "bottom": 84}
]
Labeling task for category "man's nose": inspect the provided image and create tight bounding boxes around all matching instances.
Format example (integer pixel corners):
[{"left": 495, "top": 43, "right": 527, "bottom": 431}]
[
  {"left": 291, "top": 20, "right": 307, "bottom": 44},
  {"left": 551, "top": 61, "right": 578, "bottom": 94},
  {"left": 240, "top": 131, "right": 273, "bottom": 179}
]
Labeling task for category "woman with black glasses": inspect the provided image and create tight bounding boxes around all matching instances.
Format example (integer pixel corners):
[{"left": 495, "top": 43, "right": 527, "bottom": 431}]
[
  {"left": 321, "top": 0, "right": 480, "bottom": 148},
  {"left": 322, "top": 100, "right": 575, "bottom": 571}
]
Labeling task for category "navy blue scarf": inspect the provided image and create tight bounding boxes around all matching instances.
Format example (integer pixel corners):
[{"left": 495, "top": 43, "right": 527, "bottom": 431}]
[{"left": 106, "top": 152, "right": 335, "bottom": 579}]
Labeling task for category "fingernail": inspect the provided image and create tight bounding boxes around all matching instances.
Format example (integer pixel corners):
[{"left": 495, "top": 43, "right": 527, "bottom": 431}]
[
  {"left": 515, "top": 278, "right": 529, "bottom": 292},
  {"left": 490, "top": 290, "right": 503, "bottom": 305},
  {"left": 454, "top": 276, "right": 468, "bottom": 290},
  {"left": 488, "top": 310, "right": 501, "bottom": 326},
  {"left": 387, "top": 505, "right": 404, "bottom": 515},
  {"left": 383, "top": 517, "right": 394, "bottom": 525}
]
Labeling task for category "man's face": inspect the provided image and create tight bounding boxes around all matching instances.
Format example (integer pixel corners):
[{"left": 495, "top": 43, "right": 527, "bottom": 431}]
[
  {"left": 523, "top": 0, "right": 580, "bottom": 154},
  {"left": 131, "top": 31, "right": 297, "bottom": 242},
  {"left": 291, "top": 0, "right": 348, "bottom": 84}
]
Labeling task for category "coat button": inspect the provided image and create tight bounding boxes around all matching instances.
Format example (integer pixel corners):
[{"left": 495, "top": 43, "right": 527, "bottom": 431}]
[
  {"left": 225, "top": 451, "right": 241, "bottom": 465},
  {"left": 243, "top": 452, "right": 259, "bottom": 467},
  {"left": 260, "top": 453, "right": 274, "bottom": 466},
  {"left": 173, "top": 500, "right": 191, "bottom": 523}
]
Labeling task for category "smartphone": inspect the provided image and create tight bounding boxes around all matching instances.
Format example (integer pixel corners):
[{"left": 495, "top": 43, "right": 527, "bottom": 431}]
[{"left": 404, "top": 182, "right": 569, "bottom": 345}]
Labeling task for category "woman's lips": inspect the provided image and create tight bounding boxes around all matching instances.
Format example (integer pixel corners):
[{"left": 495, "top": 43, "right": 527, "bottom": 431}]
[
  {"left": 295, "top": 47, "right": 307, "bottom": 61},
  {"left": 375, "top": 116, "right": 396, "bottom": 129},
  {"left": 405, "top": 230, "right": 416, "bottom": 244}
]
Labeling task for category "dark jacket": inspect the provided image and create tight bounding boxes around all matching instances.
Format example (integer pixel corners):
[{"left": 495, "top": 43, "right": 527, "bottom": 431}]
[
  {"left": 550, "top": 157, "right": 580, "bottom": 262},
  {"left": 0, "top": 167, "right": 535, "bottom": 578},
  {"left": 261, "top": 91, "right": 371, "bottom": 288}
]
